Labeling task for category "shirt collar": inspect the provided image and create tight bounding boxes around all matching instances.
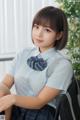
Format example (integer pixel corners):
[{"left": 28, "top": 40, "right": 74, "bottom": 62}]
[{"left": 33, "top": 47, "right": 56, "bottom": 60}]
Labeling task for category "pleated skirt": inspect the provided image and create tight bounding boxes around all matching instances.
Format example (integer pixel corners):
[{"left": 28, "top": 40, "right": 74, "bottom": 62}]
[{"left": 11, "top": 105, "right": 55, "bottom": 120}]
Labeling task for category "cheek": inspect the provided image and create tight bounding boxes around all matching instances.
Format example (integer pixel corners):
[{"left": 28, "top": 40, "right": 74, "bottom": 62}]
[
  {"left": 32, "top": 31, "right": 35, "bottom": 39},
  {"left": 49, "top": 34, "right": 57, "bottom": 41},
  {"left": 31, "top": 31, "right": 35, "bottom": 43},
  {"left": 45, "top": 35, "right": 57, "bottom": 44},
  {"left": 44, "top": 35, "right": 53, "bottom": 41}
]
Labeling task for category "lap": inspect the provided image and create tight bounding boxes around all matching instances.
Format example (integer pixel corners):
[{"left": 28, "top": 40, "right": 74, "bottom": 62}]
[{"left": 11, "top": 105, "right": 55, "bottom": 120}]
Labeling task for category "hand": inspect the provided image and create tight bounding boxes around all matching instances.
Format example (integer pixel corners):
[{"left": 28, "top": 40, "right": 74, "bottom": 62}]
[{"left": 0, "top": 94, "right": 15, "bottom": 112}]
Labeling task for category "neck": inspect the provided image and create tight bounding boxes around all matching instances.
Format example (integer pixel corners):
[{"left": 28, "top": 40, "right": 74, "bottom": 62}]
[{"left": 39, "top": 47, "right": 53, "bottom": 53}]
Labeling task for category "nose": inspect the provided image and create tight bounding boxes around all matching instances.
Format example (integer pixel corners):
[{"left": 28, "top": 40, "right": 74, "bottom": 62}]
[{"left": 37, "top": 28, "right": 43, "bottom": 37}]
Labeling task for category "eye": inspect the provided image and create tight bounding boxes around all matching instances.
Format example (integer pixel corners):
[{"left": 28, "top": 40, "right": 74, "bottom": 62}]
[
  {"left": 33, "top": 24, "right": 39, "bottom": 29},
  {"left": 44, "top": 28, "right": 52, "bottom": 33},
  {"left": 45, "top": 28, "right": 51, "bottom": 32}
]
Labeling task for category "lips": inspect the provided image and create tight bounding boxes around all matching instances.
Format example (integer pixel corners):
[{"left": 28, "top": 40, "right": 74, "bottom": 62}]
[{"left": 35, "top": 38, "right": 43, "bottom": 42}]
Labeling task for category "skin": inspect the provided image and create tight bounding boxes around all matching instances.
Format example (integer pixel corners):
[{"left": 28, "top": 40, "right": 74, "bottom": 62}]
[
  {"left": 32, "top": 24, "right": 61, "bottom": 52},
  {"left": 0, "top": 24, "right": 62, "bottom": 113}
]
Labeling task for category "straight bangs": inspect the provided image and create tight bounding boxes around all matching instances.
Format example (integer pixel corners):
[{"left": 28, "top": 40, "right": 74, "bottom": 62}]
[{"left": 32, "top": 14, "right": 58, "bottom": 32}]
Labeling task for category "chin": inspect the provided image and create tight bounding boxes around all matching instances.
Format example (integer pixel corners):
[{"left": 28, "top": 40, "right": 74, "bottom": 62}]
[{"left": 34, "top": 42, "right": 42, "bottom": 47}]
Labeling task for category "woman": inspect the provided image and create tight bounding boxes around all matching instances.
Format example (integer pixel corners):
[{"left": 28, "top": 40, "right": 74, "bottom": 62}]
[{"left": 0, "top": 6, "right": 73, "bottom": 120}]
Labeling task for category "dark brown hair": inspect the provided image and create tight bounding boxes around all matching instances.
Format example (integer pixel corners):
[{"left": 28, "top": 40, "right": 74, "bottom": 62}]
[{"left": 32, "top": 6, "right": 68, "bottom": 50}]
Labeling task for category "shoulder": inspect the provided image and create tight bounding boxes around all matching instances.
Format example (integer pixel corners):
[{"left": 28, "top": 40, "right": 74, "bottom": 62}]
[
  {"left": 54, "top": 54, "right": 73, "bottom": 79},
  {"left": 20, "top": 47, "right": 36, "bottom": 55},
  {"left": 12, "top": 47, "right": 36, "bottom": 63},
  {"left": 47, "top": 51, "right": 73, "bottom": 75},
  {"left": 56, "top": 51, "right": 72, "bottom": 68},
  {"left": 16, "top": 47, "right": 36, "bottom": 57}
]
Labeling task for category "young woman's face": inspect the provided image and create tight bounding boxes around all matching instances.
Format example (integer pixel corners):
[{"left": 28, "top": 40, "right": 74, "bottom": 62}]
[{"left": 32, "top": 24, "right": 59, "bottom": 52}]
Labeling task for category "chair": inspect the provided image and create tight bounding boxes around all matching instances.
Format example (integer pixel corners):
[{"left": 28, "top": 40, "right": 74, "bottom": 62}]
[{"left": 54, "top": 76, "right": 80, "bottom": 120}]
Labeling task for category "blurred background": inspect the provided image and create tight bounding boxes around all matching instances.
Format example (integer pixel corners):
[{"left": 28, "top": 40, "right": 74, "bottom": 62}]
[{"left": 0, "top": 0, "right": 80, "bottom": 84}]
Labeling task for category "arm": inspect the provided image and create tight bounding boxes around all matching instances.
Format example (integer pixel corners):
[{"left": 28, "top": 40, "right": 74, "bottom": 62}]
[
  {"left": 14, "top": 86, "right": 60, "bottom": 109},
  {"left": 0, "top": 85, "right": 60, "bottom": 112},
  {"left": 2, "top": 74, "right": 14, "bottom": 89},
  {"left": 0, "top": 74, "right": 14, "bottom": 96}
]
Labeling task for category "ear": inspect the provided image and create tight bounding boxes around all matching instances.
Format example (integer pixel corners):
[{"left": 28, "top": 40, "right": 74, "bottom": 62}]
[{"left": 56, "top": 32, "right": 63, "bottom": 41}]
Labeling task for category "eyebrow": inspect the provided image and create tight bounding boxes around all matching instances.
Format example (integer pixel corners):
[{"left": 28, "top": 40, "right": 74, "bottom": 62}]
[
  {"left": 44, "top": 25, "right": 51, "bottom": 29},
  {"left": 34, "top": 23, "right": 53, "bottom": 30},
  {"left": 34, "top": 23, "right": 51, "bottom": 27}
]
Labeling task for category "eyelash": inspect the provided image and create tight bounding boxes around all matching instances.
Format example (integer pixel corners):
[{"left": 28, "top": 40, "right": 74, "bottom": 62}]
[
  {"left": 45, "top": 29, "right": 51, "bottom": 32},
  {"left": 33, "top": 24, "right": 51, "bottom": 32},
  {"left": 34, "top": 24, "right": 39, "bottom": 29}
]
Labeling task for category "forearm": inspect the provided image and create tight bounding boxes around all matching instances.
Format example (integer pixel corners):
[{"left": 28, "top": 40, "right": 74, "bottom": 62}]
[
  {"left": 0, "top": 87, "right": 60, "bottom": 112},
  {"left": 13, "top": 87, "right": 60, "bottom": 110},
  {"left": 0, "top": 83, "right": 10, "bottom": 95},
  {"left": 14, "top": 95, "right": 45, "bottom": 109},
  {"left": 0, "top": 74, "right": 14, "bottom": 96}
]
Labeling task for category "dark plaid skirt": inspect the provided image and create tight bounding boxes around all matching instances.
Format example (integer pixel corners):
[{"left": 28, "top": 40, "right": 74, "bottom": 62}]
[{"left": 11, "top": 105, "right": 55, "bottom": 120}]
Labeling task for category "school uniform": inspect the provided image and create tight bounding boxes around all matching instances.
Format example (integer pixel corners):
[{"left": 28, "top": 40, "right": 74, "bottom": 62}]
[{"left": 7, "top": 47, "right": 73, "bottom": 120}]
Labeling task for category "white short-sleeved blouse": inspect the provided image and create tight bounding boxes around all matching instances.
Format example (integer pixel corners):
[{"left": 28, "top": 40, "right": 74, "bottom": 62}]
[{"left": 7, "top": 47, "right": 73, "bottom": 108}]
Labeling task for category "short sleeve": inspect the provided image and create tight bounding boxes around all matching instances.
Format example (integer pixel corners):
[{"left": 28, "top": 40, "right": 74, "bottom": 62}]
[
  {"left": 46, "top": 59, "right": 73, "bottom": 91},
  {"left": 6, "top": 48, "right": 32, "bottom": 77},
  {"left": 6, "top": 52, "right": 22, "bottom": 77}
]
